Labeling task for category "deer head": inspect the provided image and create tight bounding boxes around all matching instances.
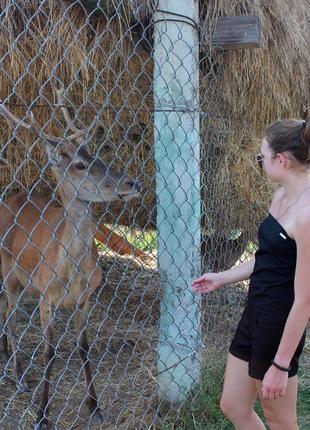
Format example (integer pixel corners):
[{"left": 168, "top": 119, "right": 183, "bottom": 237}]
[
  {"left": 0, "top": 96, "right": 140, "bottom": 203},
  {"left": 44, "top": 138, "right": 140, "bottom": 202}
]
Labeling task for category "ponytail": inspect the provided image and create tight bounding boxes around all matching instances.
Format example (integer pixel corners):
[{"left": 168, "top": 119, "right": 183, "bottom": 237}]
[
  {"left": 300, "top": 117, "right": 310, "bottom": 143},
  {"left": 265, "top": 118, "right": 310, "bottom": 166}
]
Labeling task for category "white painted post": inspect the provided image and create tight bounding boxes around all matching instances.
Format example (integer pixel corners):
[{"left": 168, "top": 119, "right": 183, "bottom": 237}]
[{"left": 154, "top": 0, "right": 201, "bottom": 403}]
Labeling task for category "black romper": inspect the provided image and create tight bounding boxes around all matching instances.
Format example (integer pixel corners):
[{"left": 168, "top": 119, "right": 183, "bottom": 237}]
[{"left": 229, "top": 213, "right": 306, "bottom": 379}]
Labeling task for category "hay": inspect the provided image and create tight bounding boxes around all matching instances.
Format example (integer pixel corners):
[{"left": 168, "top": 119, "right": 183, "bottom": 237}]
[
  {"left": 1, "top": 3, "right": 310, "bottom": 426},
  {"left": 0, "top": 0, "right": 154, "bottom": 227},
  {"left": 0, "top": 256, "right": 160, "bottom": 429},
  {"left": 199, "top": 0, "right": 310, "bottom": 236},
  {"left": 0, "top": 0, "right": 309, "bottom": 236}
]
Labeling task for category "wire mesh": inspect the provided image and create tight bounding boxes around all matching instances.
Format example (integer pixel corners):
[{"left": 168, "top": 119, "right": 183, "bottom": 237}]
[{"left": 0, "top": 1, "right": 309, "bottom": 429}]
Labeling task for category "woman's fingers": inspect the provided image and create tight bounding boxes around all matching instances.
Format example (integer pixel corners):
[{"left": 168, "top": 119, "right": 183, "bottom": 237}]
[
  {"left": 279, "top": 388, "right": 286, "bottom": 397},
  {"left": 192, "top": 273, "right": 221, "bottom": 293},
  {"left": 193, "top": 286, "right": 210, "bottom": 293},
  {"left": 192, "top": 282, "right": 216, "bottom": 293},
  {"left": 192, "top": 281, "right": 206, "bottom": 288},
  {"left": 273, "top": 390, "right": 280, "bottom": 400},
  {"left": 261, "top": 388, "right": 285, "bottom": 401},
  {"left": 192, "top": 275, "right": 208, "bottom": 285},
  {"left": 192, "top": 279, "right": 210, "bottom": 289}
]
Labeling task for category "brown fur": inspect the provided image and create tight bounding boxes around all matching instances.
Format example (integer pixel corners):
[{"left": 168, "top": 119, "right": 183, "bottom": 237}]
[
  {"left": 0, "top": 192, "right": 101, "bottom": 306},
  {"left": 0, "top": 192, "right": 105, "bottom": 428},
  {"left": 0, "top": 99, "right": 140, "bottom": 429}
]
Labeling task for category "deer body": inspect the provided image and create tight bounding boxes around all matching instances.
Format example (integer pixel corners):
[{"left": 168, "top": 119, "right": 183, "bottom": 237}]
[
  {"left": 0, "top": 97, "right": 140, "bottom": 429},
  {"left": 0, "top": 192, "right": 101, "bottom": 308}
]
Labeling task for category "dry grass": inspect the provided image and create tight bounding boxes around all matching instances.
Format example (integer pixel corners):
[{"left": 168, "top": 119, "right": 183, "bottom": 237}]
[
  {"left": 0, "top": 255, "right": 161, "bottom": 429},
  {"left": 0, "top": 0, "right": 309, "bottom": 236},
  {"left": 0, "top": 2, "right": 309, "bottom": 427},
  {"left": 0, "top": 0, "right": 154, "bottom": 227},
  {"left": 0, "top": 253, "right": 247, "bottom": 429},
  {"left": 199, "top": 0, "right": 310, "bottom": 236},
  {"left": 0, "top": 253, "right": 308, "bottom": 429}
]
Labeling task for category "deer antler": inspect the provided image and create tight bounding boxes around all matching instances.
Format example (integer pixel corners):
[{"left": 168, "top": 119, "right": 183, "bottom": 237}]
[
  {"left": 55, "top": 85, "right": 83, "bottom": 137},
  {"left": 1, "top": 89, "right": 104, "bottom": 147},
  {"left": 54, "top": 85, "right": 104, "bottom": 145},
  {"left": 0, "top": 102, "right": 61, "bottom": 145}
]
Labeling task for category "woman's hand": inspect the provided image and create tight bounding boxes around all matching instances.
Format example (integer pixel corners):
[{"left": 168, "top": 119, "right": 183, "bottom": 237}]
[
  {"left": 191, "top": 272, "right": 225, "bottom": 294},
  {"left": 261, "top": 365, "right": 288, "bottom": 400}
]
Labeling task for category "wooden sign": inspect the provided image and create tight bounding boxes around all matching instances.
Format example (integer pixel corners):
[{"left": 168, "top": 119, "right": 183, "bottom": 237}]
[{"left": 211, "top": 15, "right": 261, "bottom": 49}]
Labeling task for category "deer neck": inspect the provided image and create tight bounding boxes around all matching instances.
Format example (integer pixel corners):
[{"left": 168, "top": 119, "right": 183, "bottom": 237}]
[{"left": 58, "top": 186, "right": 94, "bottom": 252}]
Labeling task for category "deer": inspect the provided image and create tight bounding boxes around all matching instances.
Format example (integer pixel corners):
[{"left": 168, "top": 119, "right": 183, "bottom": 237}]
[{"left": 0, "top": 92, "right": 140, "bottom": 430}]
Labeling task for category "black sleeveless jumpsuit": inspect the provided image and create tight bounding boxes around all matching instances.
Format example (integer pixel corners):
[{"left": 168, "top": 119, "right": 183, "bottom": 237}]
[{"left": 229, "top": 213, "right": 306, "bottom": 379}]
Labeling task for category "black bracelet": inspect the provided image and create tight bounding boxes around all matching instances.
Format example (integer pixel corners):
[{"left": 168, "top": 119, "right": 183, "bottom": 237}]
[{"left": 271, "top": 359, "right": 291, "bottom": 372}]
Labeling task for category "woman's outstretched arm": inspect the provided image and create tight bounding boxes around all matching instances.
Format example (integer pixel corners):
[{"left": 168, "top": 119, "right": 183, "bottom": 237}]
[{"left": 192, "top": 258, "right": 255, "bottom": 294}]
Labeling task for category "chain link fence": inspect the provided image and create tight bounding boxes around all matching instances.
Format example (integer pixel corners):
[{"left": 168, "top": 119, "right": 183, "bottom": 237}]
[{"left": 0, "top": 1, "right": 309, "bottom": 429}]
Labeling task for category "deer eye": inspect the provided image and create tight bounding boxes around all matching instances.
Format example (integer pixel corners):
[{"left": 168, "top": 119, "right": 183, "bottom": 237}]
[{"left": 74, "top": 162, "right": 87, "bottom": 170}]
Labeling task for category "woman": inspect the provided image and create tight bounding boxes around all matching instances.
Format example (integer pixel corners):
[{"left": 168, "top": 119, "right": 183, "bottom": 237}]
[{"left": 192, "top": 119, "right": 310, "bottom": 430}]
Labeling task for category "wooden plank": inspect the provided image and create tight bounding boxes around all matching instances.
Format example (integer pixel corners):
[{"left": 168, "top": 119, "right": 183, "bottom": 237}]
[{"left": 211, "top": 15, "right": 261, "bottom": 49}]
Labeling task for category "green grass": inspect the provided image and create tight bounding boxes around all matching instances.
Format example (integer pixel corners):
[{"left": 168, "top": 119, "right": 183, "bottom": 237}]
[
  {"left": 123, "top": 228, "right": 157, "bottom": 252},
  {"left": 297, "top": 368, "right": 310, "bottom": 428},
  {"left": 160, "top": 363, "right": 310, "bottom": 429},
  {"left": 160, "top": 364, "right": 233, "bottom": 430}
]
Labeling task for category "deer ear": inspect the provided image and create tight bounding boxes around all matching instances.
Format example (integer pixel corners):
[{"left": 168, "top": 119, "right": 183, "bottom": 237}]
[
  {"left": 44, "top": 139, "right": 79, "bottom": 163},
  {"left": 60, "top": 141, "right": 79, "bottom": 159}
]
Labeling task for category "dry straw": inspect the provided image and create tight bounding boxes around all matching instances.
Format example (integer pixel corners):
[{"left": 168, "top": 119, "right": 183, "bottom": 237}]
[
  {"left": 0, "top": 1, "right": 309, "bottom": 427},
  {"left": 0, "top": 254, "right": 246, "bottom": 428},
  {"left": 0, "top": 0, "right": 309, "bottom": 237},
  {"left": 0, "top": 0, "right": 154, "bottom": 228},
  {"left": 200, "top": 0, "right": 310, "bottom": 239}
]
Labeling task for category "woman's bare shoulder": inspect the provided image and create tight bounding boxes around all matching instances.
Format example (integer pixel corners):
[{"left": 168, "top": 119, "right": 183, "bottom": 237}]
[
  {"left": 291, "top": 206, "right": 310, "bottom": 245},
  {"left": 295, "top": 206, "right": 310, "bottom": 228}
]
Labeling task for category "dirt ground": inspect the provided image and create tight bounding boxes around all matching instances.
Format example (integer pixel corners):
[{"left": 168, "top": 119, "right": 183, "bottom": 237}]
[{"left": 0, "top": 254, "right": 250, "bottom": 429}]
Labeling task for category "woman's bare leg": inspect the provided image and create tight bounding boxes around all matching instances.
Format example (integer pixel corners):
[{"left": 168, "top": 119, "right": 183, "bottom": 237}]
[{"left": 220, "top": 353, "right": 266, "bottom": 430}]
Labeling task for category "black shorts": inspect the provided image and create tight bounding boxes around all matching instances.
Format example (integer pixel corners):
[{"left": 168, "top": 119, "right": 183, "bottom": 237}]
[{"left": 229, "top": 306, "right": 306, "bottom": 380}]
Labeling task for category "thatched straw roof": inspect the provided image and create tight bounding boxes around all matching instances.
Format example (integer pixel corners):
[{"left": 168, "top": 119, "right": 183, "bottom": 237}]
[
  {"left": 0, "top": 0, "right": 154, "bottom": 227},
  {"left": 199, "top": 0, "right": 310, "bottom": 239},
  {"left": 0, "top": 0, "right": 309, "bottom": 238},
  {"left": 67, "top": 0, "right": 150, "bottom": 19}
]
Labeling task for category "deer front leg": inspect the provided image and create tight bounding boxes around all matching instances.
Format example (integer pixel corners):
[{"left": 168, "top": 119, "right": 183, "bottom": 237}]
[
  {"left": 75, "top": 302, "right": 105, "bottom": 425},
  {"left": 0, "top": 288, "right": 9, "bottom": 363},
  {"left": 34, "top": 302, "right": 55, "bottom": 430},
  {"left": 6, "top": 293, "right": 29, "bottom": 391}
]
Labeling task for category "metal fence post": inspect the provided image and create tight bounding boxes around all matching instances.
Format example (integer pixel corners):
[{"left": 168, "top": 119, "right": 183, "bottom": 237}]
[{"left": 154, "top": 0, "right": 201, "bottom": 403}]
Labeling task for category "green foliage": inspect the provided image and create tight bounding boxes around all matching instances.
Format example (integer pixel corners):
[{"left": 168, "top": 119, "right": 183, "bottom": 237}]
[
  {"left": 297, "top": 369, "right": 310, "bottom": 428},
  {"left": 124, "top": 228, "right": 157, "bottom": 252},
  {"left": 95, "top": 238, "right": 108, "bottom": 252},
  {"left": 160, "top": 364, "right": 233, "bottom": 430}
]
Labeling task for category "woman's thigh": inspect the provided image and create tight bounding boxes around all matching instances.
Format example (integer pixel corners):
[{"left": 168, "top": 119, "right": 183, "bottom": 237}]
[
  {"left": 221, "top": 352, "right": 258, "bottom": 415},
  {"left": 255, "top": 376, "right": 298, "bottom": 429}
]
